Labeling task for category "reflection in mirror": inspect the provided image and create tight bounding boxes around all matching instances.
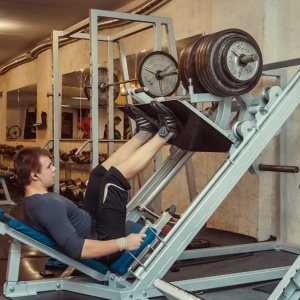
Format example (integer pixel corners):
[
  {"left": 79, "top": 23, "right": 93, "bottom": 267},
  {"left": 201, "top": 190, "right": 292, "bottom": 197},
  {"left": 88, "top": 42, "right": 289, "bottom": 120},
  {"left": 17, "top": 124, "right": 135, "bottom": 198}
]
[
  {"left": 61, "top": 69, "right": 90, "bottom": 139},
  {"left": 6, "top": 84, "right": 37, "bottom": 140},
  {"left": 61, "top": 62, "right": 131, "bottom": 139}
]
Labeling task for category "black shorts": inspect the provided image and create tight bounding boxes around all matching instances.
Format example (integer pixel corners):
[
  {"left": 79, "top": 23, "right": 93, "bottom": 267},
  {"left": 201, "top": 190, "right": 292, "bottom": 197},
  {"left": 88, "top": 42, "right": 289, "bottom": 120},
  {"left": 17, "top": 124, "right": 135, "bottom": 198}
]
[{"left": 84, "top": 165, "right": 131, "bottom": 239}]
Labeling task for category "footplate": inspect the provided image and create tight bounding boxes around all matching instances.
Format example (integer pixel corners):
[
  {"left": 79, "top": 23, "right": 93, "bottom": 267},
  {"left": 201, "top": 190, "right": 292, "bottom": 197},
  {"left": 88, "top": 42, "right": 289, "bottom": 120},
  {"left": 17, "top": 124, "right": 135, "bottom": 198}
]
[{"left": 136, "top": 100, "right": 233, "bottom": 152}]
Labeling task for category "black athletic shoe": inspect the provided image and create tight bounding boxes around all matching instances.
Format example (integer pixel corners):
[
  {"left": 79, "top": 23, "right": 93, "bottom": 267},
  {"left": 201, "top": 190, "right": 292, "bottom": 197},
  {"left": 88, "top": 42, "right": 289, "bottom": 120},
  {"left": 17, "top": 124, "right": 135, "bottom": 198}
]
[
  {"left": 120, "top": 104, "right": 159, "bottom": 135},
  {"left": 150, "top": 101, "right": 181, "bottom": 140}
]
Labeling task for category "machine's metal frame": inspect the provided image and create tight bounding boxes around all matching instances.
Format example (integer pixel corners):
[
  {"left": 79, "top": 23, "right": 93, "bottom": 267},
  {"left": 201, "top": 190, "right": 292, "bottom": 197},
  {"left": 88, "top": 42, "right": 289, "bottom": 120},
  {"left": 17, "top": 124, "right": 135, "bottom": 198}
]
[
  {"left": 125, "top": 66, "right": 300, "bottom": 299},
  {"left": 0, "top": 175, "right": 16, "bottom": 205},
  {"left": 14, "top": 8, "right": 299, "bottom": 300}
]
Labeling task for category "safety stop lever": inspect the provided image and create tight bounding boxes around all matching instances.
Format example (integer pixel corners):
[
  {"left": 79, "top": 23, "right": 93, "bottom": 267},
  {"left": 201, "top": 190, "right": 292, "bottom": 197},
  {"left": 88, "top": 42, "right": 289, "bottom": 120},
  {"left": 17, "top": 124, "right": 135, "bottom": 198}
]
[{"left": 140, "top": 205, "right": 177, "bottom": 235}]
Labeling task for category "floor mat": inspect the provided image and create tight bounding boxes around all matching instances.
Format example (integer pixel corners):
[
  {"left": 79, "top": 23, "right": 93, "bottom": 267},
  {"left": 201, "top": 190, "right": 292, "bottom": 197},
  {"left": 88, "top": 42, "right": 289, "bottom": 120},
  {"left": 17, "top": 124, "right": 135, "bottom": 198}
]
[
  {"left": 253, "top": 281, "right": 280, "bottom": 294},
  {"left": 170, "top": 252, "right": 253, "bottom": 271}
]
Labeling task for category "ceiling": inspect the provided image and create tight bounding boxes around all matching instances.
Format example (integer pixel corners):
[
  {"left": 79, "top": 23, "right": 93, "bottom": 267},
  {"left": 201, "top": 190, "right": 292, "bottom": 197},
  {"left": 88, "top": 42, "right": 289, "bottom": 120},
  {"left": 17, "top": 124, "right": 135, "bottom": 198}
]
[{"left": 0, "top": 0, "right": 145, "bottom": 68}]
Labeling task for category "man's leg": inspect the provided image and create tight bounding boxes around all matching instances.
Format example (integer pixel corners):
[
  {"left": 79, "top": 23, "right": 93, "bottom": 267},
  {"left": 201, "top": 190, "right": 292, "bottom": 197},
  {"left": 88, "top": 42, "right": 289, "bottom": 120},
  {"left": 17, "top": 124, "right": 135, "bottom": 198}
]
[
  {"left": 95, "top": 99, "right": 181, "bottom": 227},
  {"left": 84, "top": 105, "right": 158, "bottom": 220},
  {"left": 115, "top": 101, "right": 181, "bottom": 179},
  {"left": 102, "top": 105, "right": 159, "bottom": 170},
  {"left": 116, "top": 135, "right": 165, "bottom": 180},
  {"left": 96, "top": 166, "right": 130, "bottom": 265}
]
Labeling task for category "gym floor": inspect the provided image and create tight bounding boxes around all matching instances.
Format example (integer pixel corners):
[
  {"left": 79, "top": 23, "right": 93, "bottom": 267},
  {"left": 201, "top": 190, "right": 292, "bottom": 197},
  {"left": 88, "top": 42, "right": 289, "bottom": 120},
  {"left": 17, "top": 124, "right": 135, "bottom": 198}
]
[{"left": 0, "top": 186, "right": 297, "bottom": 300}]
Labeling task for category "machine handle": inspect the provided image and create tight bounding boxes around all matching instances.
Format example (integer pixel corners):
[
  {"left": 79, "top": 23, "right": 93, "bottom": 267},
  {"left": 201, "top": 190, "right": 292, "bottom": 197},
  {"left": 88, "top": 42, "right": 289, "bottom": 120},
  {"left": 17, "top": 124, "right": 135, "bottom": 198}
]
[{"left": 258, "top": 164, "right": 299, "bottom": 173}]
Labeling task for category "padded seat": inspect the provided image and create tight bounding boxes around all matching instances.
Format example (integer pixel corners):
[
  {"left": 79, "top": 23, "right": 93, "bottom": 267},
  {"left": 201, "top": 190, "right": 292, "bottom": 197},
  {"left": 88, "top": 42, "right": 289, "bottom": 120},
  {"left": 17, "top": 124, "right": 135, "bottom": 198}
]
[{"left": 0, "top": 208, "right": 156, "bottom": 276}]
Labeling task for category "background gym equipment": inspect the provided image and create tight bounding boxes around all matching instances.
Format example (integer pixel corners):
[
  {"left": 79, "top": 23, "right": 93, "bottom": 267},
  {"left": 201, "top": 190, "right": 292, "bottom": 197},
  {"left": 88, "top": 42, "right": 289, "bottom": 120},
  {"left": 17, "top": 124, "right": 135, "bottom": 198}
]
[
  {"left": 63, "top": 177, "right": 86, "bottom": 204},
  {"left": 84, "top": 67, "right": 120, "bottom": 106},
  {"left": 7, "top": 125, "right": 22, "bottom": 139},
  {"left": 59, "top": 148, "right": 78, "bottom": 162},
  {"left": 0, "top": 172, "right": 16, "bottom": 205}
]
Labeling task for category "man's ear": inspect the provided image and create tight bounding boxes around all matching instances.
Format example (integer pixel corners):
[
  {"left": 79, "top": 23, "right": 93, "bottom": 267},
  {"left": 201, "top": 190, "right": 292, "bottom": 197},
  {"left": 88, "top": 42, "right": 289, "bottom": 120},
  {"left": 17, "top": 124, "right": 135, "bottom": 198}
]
[{"left": 30, "top": 171, "right": 39, "bottom": 181}]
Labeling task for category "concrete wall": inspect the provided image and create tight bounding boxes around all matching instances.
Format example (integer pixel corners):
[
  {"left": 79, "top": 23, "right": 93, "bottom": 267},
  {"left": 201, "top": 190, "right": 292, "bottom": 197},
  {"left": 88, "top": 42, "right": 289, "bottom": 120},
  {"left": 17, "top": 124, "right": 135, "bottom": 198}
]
[{"left": 0, "top": 0, "right": 299, "bottom": 243}]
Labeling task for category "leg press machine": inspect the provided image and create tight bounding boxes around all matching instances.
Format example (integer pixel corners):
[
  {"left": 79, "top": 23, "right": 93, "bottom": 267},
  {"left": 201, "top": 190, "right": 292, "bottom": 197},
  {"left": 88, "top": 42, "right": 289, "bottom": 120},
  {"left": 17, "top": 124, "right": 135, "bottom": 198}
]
[
  {"left": 2, "top": 66, "right": 300, "bottom": 299},
  {"left": 2, "top": 8, "right": 300, "bottom": 300}
]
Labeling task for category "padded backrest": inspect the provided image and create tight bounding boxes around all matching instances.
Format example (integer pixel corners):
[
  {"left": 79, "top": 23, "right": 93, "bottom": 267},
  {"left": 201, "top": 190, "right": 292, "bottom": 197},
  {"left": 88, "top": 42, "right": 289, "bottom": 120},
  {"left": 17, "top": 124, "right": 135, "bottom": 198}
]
[
  {"left": 0, "top": 208, "right": 157, "bottom": 276},
  {"left": 0, "top": 208, "right": 108, "bottom": 274}
]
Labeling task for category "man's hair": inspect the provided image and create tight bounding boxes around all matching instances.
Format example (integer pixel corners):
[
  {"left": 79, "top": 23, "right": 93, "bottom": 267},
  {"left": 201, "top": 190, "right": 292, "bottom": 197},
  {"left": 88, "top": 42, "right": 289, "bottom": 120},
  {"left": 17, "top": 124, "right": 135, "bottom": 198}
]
[
  {"left": 114, "top": 116, "right": 121, "bottom": 122},
  {"left": 14, "top": 147, "right": 51, "bottom": 187}
]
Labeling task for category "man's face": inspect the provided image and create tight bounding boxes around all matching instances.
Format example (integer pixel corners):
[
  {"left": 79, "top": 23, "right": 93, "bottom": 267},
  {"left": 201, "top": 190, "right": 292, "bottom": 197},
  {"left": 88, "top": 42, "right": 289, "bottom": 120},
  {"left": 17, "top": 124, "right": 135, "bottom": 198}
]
[{"left": 37, "top": 156, "right": 56, "bottom": 187}]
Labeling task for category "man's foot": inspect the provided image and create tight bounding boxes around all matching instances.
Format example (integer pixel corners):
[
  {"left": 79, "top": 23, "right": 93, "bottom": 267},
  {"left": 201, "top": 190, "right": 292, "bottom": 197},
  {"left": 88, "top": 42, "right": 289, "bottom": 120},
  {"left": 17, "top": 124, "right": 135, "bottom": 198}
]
[
  {"left": 150, "top": 101, "right": 181, "bottom": 142},
  {"left": 120, "top": 105, "right": 159, "bottom": 135}
]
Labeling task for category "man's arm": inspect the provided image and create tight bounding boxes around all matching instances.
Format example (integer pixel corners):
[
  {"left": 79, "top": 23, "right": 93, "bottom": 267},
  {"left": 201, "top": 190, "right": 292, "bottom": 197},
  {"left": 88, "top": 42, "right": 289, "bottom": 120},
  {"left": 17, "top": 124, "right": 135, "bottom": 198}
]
[
  {"left": 81, "top": 233, "right": 146, "bottom": 259},
  {"left": 41, "top": 199, "right": 145, "bottom": 259}
]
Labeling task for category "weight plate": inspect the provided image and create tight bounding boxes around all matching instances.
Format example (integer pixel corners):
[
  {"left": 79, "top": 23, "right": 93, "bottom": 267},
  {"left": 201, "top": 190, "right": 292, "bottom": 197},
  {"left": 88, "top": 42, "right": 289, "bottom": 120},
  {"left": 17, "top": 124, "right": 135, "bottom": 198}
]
[
  {"left": 202, "top": 29, "right": 263, "bottom": 96},
  {"left": 214, "top": 30, "right": 263, "bottom": 95},
  {"left": 196, "top": 32, "right": 225, "bottom": 96},
  {"left": 8, "top": 125, "right": 21, "bottom": 139},
  {"left": 207, "top": 30, "right": 246, "bottom": 96},
  {"left": 222, "top": 38, "right": 262, "bottom": 83},
  {"left": 188, "top": 37, "right": 207, "bottom": 93},
  {"left": 84, "top": 68, "right": 120, "bottom": 106},
  {"left": 178, "top": 37, "right": 206, "bottom": 93},
  {"left": 178, "top": 43, "right": 190, "bottom": 91},
  {"left": 138, "top": 51, "right": 180, "bottom": 97},
  {"left": 213, "top": 33, "right": 247, "bottom": 89},
  {"left": 215, "top": 35, "right": 257, "bottom": 91}
]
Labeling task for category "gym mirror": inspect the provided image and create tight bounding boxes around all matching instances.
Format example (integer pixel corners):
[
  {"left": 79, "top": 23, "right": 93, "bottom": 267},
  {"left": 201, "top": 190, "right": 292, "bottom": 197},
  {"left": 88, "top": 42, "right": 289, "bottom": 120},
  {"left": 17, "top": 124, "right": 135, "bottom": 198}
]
[
  {"left": 6, "top": 84, "right": 37, "bottom": 140},
  {"left": 61, "top": 69, "right": 90, "bottom": 139},
  {"left": 61, "top": 55, "right": 137, "bottom": 139}
]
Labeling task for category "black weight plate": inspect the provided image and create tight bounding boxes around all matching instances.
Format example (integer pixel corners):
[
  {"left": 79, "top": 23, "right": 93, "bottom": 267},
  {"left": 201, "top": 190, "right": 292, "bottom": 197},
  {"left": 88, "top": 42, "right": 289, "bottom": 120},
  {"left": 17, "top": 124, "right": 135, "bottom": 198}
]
[
  {"left": 178, "top": 43, "right": 190, "bottom": 91},
  {"left": 188, "top": 37, "right": 207, "bottom": 93},
  {"left": 204, "top": 30, "right": 234, "bottom": 96},
  {"left": 215, "top": 30, "right": 263, "bottom": 95},
  {"left": 196, "top": 32, "right": 225, "bottom": 96},
  {"left": 220, "top": 34, "right": 263, "bottom": 93},
  {"left": 179, "top": 37, "right": 207, "bottom": 93},
  {"left": 208, "top": 29, "right": 262, "bottom": 96},
  {"left": 208, "top": 31, "right": 248, "bottom": 95},
  {"left": 194, "top": 34, "right": 215, "bottom": 94}
]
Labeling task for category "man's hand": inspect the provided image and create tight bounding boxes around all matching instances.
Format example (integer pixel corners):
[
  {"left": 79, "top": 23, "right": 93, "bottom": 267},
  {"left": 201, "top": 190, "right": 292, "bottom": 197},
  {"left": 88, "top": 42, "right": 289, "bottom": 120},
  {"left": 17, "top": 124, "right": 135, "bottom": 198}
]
[{"left": 125, "top": 233, "right": 146, "bottom": 251}]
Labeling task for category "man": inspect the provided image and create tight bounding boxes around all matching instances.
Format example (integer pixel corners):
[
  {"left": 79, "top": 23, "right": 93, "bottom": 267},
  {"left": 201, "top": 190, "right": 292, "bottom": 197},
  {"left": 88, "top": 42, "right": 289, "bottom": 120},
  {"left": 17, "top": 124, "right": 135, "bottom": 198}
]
[
  {"left": 14, "top": 101, "right": 181, "bottom": 265},
  {"left": 103, "top": 116, "right": 122, "bottom": 139},
  {"left": 77, "top": 111, "right": 91, "bottom": 139}
]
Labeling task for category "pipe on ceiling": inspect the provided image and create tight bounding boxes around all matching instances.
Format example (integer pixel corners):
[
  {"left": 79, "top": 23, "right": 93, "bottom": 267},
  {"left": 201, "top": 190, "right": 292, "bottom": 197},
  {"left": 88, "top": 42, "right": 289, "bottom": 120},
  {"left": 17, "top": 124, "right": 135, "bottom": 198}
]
[{"left": 0, "top": 0, "right": 169, "bottom": 75}]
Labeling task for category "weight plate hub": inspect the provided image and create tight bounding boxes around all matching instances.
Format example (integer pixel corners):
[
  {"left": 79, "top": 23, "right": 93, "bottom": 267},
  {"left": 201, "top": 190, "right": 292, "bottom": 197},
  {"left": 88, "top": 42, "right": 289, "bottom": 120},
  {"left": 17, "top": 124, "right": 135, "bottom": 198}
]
[
  {"left": 178, "top": 28, "right": 263, "bottom": 97},
  {"left": 84, "top": 67, "right": 120, "bottom": 106}
]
